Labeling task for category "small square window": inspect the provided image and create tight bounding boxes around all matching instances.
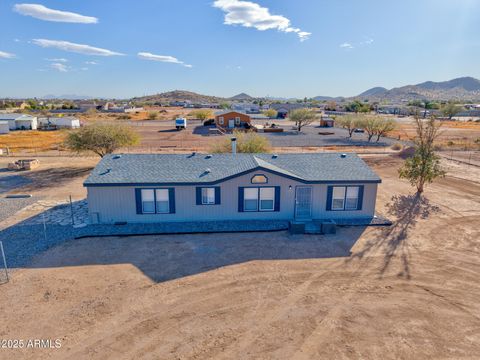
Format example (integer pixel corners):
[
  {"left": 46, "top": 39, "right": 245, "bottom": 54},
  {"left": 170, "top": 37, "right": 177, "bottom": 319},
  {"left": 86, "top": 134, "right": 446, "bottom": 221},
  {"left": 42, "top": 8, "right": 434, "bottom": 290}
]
[
  {"left": 218, "top": 117, "right": 224, "bottom": 125},
  {"left": 202, "top": 188, "right": 215, "bottom": 204}
]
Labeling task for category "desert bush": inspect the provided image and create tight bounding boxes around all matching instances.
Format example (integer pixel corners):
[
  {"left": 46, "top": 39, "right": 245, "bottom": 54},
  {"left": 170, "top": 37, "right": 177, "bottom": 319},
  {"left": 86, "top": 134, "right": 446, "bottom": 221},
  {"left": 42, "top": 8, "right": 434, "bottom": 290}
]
[
  {"left": 65, "top": 122, "right": 140, "bottom": 157},
  {"left": 117, "top": 114, "right": 131, "bottom": 120},
  {"left": 148, "top": 111, "right": 158, "bottom": 120},
  {"left": 288, "top": 108, "right": 317, "bottom": 131},
  {"left": 191, "top": 109, "right": 213, "bottom": 121},
  {"left": 262, "top": 109, "right": 277, "bottom": 118},
  {"left": 391, "top": 143, "right": 403, "bottom": 151},
  {"left": 210, "top": 130, "right": 271, "bottom": 153}
]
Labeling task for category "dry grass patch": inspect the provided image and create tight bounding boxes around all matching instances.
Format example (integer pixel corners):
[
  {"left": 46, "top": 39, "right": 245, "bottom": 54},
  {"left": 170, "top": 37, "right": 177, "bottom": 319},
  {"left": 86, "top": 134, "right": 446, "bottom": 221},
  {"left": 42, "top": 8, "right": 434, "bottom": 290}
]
[{"left": 0, "top": 130, "right": 67, "bottom": 153}]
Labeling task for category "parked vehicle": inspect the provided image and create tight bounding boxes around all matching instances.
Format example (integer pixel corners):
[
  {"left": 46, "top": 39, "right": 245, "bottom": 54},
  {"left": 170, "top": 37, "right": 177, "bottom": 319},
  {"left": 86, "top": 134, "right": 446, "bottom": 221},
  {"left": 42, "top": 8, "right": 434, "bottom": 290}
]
[
  {"left": 175, "top": 118, "right": 187, "bottom": 130},
  {"left": 354, "top": 128, "right": 365, "bottom": 133},
  {"left": 8, "top": 159, "right": 40, "bottom": 171}
]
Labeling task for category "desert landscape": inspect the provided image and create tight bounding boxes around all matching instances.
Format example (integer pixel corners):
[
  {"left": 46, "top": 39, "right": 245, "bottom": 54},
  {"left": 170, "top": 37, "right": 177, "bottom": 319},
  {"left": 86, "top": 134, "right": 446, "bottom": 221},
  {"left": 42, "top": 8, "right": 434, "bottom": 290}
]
[{"left": 0, "top": 153, "right": 479, "bottom": 359}]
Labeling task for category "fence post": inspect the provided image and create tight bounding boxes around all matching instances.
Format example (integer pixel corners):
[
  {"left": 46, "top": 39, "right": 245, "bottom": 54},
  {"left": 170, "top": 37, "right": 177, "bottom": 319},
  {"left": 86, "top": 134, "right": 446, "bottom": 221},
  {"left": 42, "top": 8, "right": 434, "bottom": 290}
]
[
  {"left": 0, "top": 241, "right": 9, "bottom": 283},
  {"left": 69, "top": 195, "right": 75, "bottom": 226}
]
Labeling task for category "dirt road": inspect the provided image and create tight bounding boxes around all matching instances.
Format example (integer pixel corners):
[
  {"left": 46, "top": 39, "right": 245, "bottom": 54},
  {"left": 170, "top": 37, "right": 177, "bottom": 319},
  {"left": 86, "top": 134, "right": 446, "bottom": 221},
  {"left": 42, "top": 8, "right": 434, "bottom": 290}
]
[{"left": 0, "top": 155, "right": 479, "bottom": 359}]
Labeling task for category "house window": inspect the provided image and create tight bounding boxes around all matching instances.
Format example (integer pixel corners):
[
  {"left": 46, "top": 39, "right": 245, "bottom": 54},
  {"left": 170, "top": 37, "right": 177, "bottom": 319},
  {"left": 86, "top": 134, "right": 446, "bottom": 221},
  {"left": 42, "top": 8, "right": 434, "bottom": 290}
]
[
  {"left": 251, "top": 174, "right": 268, "bottom": 184},
  {"left": 331, "top": 186, "right": 359, "bottom": 211},
  {"left": 141, "top": 189, "right": 155, "bottom": 213},
  {"left": 235, "top": 116, "right": 241, "bottom": 125},
  {"left": 155, "top": 189, "right": 170, "bottom": 213},
  {"left": 345, "top": 186, "right": 359, "bottom": 210},
  {"left": 243, "top": 187, "right": 275, "bottom": 212},
  {"left": 140, "top": 188, "right": 171, "bottom": 214},
  {"left": 202, "top": 187, "right": 215, "bottom": 205},
  {"left": 218, "top": 117, "right": 224, "bottom": 125},
  {"left": 244, "top": 188, "right": 259, "bottom": 211},
  {"left": 259, "top": 187, "right": 275, "bottom": 211}
]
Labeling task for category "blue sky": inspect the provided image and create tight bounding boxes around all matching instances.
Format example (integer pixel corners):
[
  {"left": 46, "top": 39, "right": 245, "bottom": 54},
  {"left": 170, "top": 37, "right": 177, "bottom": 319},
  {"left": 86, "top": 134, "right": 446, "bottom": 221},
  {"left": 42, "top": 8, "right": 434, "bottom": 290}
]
[{"left": 1, "top": 0, "right": 479, "bottom": 99}]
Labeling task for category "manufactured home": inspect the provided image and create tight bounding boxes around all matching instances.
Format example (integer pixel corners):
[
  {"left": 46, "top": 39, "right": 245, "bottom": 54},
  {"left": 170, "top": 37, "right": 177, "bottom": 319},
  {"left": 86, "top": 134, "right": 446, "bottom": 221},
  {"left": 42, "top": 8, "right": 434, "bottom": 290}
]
[
  {"left": 84, "top": 151, "right": 381, "bottom": 225},
  {"left": 215, "top": 111, "right": 252, "bottom": 130}
]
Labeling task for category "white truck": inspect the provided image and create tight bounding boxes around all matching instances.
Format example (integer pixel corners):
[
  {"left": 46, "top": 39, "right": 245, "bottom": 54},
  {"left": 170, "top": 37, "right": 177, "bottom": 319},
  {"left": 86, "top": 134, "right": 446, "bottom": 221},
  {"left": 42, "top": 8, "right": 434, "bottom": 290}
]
[{"left": 175, "top": 117, "right": 187, "bottom": 130}]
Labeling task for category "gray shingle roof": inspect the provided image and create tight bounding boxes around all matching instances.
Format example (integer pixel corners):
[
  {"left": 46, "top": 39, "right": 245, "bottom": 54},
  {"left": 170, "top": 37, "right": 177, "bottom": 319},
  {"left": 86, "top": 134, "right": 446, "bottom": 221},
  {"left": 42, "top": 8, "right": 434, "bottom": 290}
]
[{"left": 84, "top": 153, "right": 381, "bottom": 186}]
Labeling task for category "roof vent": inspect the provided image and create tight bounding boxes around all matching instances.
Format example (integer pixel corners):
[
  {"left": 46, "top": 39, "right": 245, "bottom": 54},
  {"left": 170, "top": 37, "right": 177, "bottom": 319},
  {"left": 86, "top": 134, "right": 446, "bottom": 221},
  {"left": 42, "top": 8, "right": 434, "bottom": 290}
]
[
  {"left": 272, "top": 154, "right": 278, "bottom": 159},
  {"left": 340, "top": 153, "right": 347, "bottom": 158},
  {"left": 113, "top": 154, "right": 122, "bottom": 159},
  {"left": 205, "top": 168, "right": 211, "bottom": 174},
  {"left": 192, "top": 151, "right": 196, "bottom": 156},
  {"left": 205, "top": 154, "right": 212, "bottom": 159}
]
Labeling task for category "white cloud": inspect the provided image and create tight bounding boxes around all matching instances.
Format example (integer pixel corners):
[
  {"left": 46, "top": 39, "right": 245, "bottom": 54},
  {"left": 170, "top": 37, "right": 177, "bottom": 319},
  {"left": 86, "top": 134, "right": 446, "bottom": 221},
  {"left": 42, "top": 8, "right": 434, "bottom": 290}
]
[
  {"left": 340, "top": 42, "right": 354, "bottom": 49},
  {"left": 0, "top": 51, "right": 16, "bottom": 59},
  {"left": 14, "top": 38, "right": 21, "bottom": 42},
  {"left": 80, "top": 67, "right": 89, "bottom": 71},
  {"left": 33, "top": 39, "right": 123, "bottom": 56},
  {"left": 362, "top": 38, "right": 374, "bottom": 45},
  {"left": 45, "top": 57, "right": 68, "bottom": 62},
  {"left": 137, "top": 52, "right": 192, "bottom": 68},
  {"left": 13, "top": 3, "right": 98, "bottom": 24},
  {"left": 50, "top": 62, "right": 68, "bottom": 72},
  {"left": 85, "top": 61, "right": 97, "bottom": 65},
  {"left": 213, "top": 0, "right": 311, "bottom": 41}
]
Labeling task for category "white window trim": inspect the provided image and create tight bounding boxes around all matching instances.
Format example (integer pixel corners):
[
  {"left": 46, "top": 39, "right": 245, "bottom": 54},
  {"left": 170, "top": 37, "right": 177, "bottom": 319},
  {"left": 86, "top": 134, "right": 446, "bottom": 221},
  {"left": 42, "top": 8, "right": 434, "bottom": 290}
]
[
  {"left": 141, "top": 188, "right": 170, "bottom": 214},
  {"left": 218, "top": 117, "right": 224, "bottom": 125},
  {"left": 259, "top": 187, "right": 275, "bottom": 211},
  {"left": 201, "top": 187, "right": 216, "bottom": 205},
  {"left": 331, "top": 186, "right": 359, "bottom": 211},
  {"left": 243, "top": 187, "right": 275, "bottom": 212},
  {"left": 155, "top": 189, "right": 170, "bottom": 214}
]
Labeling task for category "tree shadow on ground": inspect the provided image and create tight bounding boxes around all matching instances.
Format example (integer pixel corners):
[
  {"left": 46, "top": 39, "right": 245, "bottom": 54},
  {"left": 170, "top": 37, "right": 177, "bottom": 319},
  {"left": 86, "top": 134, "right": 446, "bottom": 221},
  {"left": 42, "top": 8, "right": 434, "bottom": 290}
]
[
  {"left": 347, "top": 194, "right": 440, "bottom": 279},
  {"left": 18, "top": 167, "right": 93, "bottom": 191}
]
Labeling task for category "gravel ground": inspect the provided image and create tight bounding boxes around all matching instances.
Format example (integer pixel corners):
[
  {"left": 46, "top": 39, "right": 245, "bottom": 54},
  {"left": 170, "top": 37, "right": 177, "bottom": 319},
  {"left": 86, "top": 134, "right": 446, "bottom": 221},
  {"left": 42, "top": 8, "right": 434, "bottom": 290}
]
[
  {"left": 0, "top": 197, "right": 37, "bottom": 223},
  {"left": 260, "top": 125, "right": 406, "bottom": 148}
]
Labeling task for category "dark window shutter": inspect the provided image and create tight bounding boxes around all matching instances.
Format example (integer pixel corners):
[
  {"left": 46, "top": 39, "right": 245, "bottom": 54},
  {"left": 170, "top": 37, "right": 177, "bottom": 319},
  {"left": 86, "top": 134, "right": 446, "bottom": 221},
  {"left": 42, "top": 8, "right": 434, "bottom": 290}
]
[
  {"left": 169, "top": 188, "right": 176, "bottom": 213},
  {"left": 196, "top": 187, "right": 202, "bottom": 205},
  {"left": 238, "top": 187, "right": 244, "bottom": 212},
  {"left": 357, "top": 185, "right": 364, "bottom": 210},
  {"left": 135, "top": 188, "right": 143, "bottom": 214},
  {"left": 326, "top": 186, "right": 333, "bottom": 211},
  {"left": 215, "top": 187, "right": 221, "bottom": 205},
  {"left": 274, "top": 186, "right": 281, "bottom": 211}
]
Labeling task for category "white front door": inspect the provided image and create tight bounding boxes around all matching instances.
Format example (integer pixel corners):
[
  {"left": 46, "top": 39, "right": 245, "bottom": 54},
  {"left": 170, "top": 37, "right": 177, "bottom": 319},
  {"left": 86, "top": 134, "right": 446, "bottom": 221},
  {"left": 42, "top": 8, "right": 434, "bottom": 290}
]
[
  {"left": 228, "top": 119, "right": 235, "bottom": 128},
  {"left": 295, "top": 186, "right": 312, "bottom": 219}
]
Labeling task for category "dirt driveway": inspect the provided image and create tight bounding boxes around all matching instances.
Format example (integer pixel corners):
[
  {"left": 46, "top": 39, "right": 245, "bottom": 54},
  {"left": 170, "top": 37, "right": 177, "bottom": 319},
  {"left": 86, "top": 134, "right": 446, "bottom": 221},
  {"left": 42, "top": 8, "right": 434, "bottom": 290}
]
[{"left": 0, "top": 155, "right": 479, "bottom": 359}]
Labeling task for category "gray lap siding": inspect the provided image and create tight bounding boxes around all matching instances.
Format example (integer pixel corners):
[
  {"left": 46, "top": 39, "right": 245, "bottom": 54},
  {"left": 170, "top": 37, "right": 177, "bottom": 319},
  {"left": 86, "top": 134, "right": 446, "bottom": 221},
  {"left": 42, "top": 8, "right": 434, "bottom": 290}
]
[{"left": 87, "top": 170, "right": 378, "bottom": 224}]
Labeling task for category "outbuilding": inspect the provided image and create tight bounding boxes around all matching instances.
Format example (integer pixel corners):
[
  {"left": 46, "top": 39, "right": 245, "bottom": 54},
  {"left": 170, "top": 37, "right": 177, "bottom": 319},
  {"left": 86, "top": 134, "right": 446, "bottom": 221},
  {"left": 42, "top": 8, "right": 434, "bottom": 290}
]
[
  {"left": 0, "top": 121, "right": 9, "bottom": 134},
  {"left": 215, "top": 111, "right": 252, "bottom": 130},
  {"left": 0, "top": 114, "right": 37, "bottom": 130}
]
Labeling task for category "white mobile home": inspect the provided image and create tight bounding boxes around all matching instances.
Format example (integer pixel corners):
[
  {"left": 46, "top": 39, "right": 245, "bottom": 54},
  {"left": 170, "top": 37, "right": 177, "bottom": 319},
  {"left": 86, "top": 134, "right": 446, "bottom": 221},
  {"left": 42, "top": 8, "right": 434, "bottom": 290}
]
[
  {"left": 0, "top": 121, "right": 9, "bottom": 134},
  {"left": 0, "top": 114, "right": 37, "bottom": 130}
]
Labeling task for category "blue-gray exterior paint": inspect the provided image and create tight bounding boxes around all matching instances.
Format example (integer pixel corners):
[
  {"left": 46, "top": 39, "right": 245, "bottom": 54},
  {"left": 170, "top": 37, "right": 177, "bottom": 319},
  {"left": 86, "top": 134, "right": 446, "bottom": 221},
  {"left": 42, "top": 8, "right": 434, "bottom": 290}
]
[{"left": 87, "top": 169, "right": 379, "bottom": 224}]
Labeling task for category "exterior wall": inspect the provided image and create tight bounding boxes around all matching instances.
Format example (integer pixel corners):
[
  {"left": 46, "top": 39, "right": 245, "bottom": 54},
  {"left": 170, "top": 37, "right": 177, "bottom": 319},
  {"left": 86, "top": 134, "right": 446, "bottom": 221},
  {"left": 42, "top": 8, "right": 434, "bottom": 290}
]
[
  {"left": 215, "top": 111, "right": 251, "bottom": 128},
  {"left": 15, "top": 118, "right": 37, "bottom": 130},
  {"left": 87, "top": 169, "right": 378, "bottom": 224},
  {"left": 0, "top": 122, "right": 9, "bottom": 134}
]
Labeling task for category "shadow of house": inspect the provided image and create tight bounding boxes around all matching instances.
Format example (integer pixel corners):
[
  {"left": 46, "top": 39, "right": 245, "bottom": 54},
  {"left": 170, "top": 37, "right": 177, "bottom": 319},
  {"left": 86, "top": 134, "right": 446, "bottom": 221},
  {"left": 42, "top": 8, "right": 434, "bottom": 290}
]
[
  {"left": 0, "top": 203, "right": 367, "bottom": 283},
  {"left": 347, "top": 194, "right": 440, "bottom": 279},
  {"left": 18, "top": 167, "right": 93, "bottom": 192}
]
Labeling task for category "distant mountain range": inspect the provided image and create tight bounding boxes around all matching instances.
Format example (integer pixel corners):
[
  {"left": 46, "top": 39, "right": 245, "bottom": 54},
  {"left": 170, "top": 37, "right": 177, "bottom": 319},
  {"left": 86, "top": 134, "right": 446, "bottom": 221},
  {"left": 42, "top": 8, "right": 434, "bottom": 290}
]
[
  {"left": 33, "top": 77, "right": 480, "bottom": 103},
  {"left": 353, "top": 77, "right": 480, "bottom": 102}
]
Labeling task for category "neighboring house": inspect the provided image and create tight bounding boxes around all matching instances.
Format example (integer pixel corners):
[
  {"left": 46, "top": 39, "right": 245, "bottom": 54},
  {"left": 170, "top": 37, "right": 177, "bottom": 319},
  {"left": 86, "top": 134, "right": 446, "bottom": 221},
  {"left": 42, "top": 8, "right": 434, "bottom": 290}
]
[
  {"left": 270, "top": 103, "right": 307, "bottom": 118},
  {"left": 215, "top": 111, "right": 252, "bottom": 129},
  {"left": 84, "top": 152, "right": 381, "bottom": 224},
  {"left": 232, "top": 102, "right": 261, "bottom": 113},
  {"left": 0, "top": 114, "right": 38, "bottom": 131},
  {"left": 38, "top": 116, "right": 81, "bottom": 129}
]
